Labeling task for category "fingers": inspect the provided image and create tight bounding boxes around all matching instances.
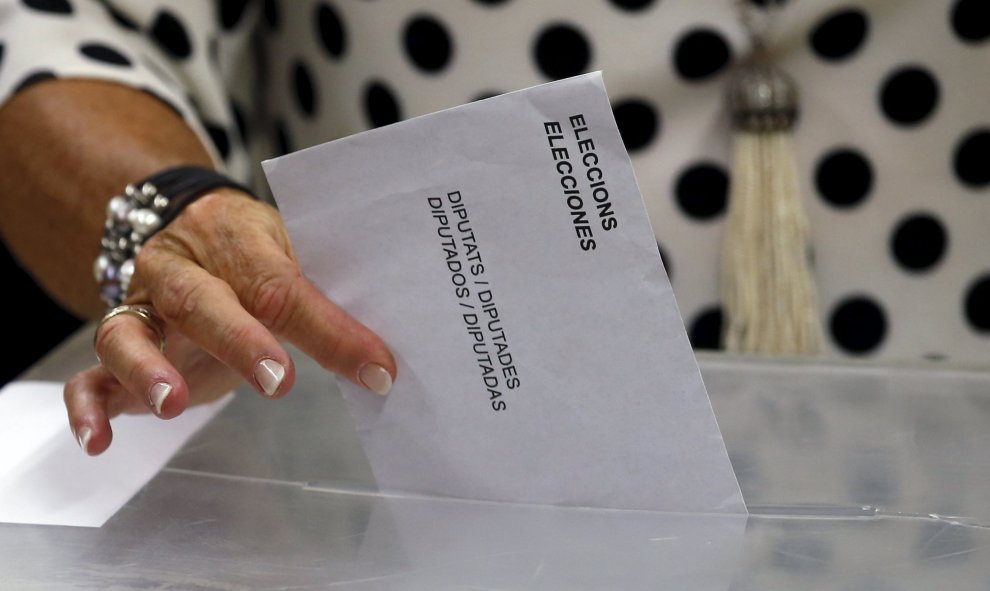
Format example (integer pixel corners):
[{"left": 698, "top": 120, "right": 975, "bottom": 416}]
[
  {"left": 93, "top": 311, "right": 189, "bottom": 418},
  {"left": 224, "top": 243, "right": 396, "bottom": 395},
  {"left": 134, "top": 191, "right": 394, "bottom": 396},
  {"left": 64, "top": 365, "right": 139, "bottom": 456},
  {"left": 135, "top": 253, "right": 297, "bottom": 399},
  {"left": 268, "top": 274, "right": 397, "bottom": 395}
]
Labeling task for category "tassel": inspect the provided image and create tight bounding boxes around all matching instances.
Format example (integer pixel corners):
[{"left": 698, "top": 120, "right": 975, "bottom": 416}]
[{"left": 721, "top": 50, "right": 822, "bottom": 355}]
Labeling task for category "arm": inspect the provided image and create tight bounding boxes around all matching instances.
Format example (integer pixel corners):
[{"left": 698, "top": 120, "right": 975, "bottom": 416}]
[
  {"left": 0, "top": 80, "right": 396, "bottom": 454},
  {"left": 0, "top": 79, "right": 211, "bottom": 317}
]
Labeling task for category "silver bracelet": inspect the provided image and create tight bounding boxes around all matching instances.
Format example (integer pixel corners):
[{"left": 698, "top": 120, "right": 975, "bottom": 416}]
[{"left": 93, "top": 166, "right": 256, "bottom": 308}]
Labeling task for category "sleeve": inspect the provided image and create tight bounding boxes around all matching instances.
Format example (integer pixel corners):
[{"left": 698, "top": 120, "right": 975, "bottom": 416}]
[{"left": 0, "top": 0, "right": 259, "bottom": 183}]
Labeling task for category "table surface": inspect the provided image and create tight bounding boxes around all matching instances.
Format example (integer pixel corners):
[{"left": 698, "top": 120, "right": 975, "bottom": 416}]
[{"left": 3, "top": 328, "right": 990, "bottom": 590}]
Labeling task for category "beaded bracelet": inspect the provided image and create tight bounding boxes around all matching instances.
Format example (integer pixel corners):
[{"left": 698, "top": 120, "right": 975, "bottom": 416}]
[{"left": 94, "top": 166, "right": 258, "bottom": 308}]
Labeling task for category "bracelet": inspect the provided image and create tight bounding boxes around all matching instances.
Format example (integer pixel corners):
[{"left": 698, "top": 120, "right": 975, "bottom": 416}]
[{"left": 93, "top": 166, "right": 258, "bottom": 308}]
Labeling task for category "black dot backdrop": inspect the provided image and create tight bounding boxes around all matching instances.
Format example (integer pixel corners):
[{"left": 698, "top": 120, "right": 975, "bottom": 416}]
[
  {"left": 317, "top": 3, "right": 346, "bottom": 59},
  {"left": 404, "top": 15, "right": 453, "bottom": 73},
  {"left": 880, "top": 66, "right": 940, "bottom": 126},
  {"left": 612, "top": 99, "right": 658, "bottom": 152},
  {"left": 0, "top": 0, "right": 988, "bottom": 380},
  {"left": 534, "top": 23, "right": 592, "bottom": 81},
  {"left": 690, "top": 307, "right": 724, "bottom": 351},
  {"left": 809, "top": 8, "right": 869, "bottom": 61},
  {"left": 830, "top": 296, "right": 887, "bottom": 355},
  {"left": 675, "top": 163, "right": 729, "bottom": 220},
  {"left": 673, "top": 28, "right": 731, "bottom": 81},
  {"left": 815, "top": 148, "right": 873, "bottom": 208}
]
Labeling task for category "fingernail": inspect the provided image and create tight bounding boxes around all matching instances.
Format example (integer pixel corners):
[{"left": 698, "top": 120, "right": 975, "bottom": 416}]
[
  {"left": 76, "top": 427, "right": 93, "bottom": 454},
  {"left": 358, "top": 363, "right": 392, "bottom": 396},
  {"left": 150, "top": 382, "right": 172, "bottom": 414},
  {"left": 255, "top": 359, "right": 285, "bottom": 397}
]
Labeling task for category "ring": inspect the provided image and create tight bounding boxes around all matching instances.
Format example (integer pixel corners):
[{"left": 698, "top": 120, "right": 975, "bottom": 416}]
[{"left": 95, "top": 304, "right": 166, "bottom": 357}]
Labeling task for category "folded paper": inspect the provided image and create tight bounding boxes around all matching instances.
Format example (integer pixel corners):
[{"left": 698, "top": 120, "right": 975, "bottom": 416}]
[
  {"left": 265, "top": 72, "right": 744, "bottom": 514},
  {"left": 0, "top": 381, "right": 231, "bottom": 527}
]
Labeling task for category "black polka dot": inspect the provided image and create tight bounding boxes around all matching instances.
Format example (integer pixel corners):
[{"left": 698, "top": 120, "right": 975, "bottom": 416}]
[
  {"left": 293, "top": 61, "right": 316, "bottom": 117},
  {"left": 952, "top": 0, "right": 990, "bottom": 43},
  {"left": 317, "top": 3, "right": 347, "bottom": 58},
  {"left": 815, "top": 148, "right": 873, "bottom": 208},
  {"left": 23, "top": 0, "right": 72, "bottom": 15},
  {"left": 274, "top": 119, "right": 292, "bottom": 156},
  {"left": 612, "top": 99, "right": 659, "bottom": 153},
  {"left": 219, "top": 0, "right": 250, "bottom": 30},
  {"left": 810, "top": 8, "right": 869, "bottom": 61},
  {"left": 533, "top": 23, "right": 592, "bottom": 80},
  {"left": 14, "top": 70, "right": 56, "bottom": 94},
  {"left": 230, "top": 98, "right": 248, "bottom": 141},
  {"left": 689, "top": 306, "right": 723, "bottom": 350},
  {"left": 748, "top": 0, "right": 790, "bottom": 7},
  {"left": 608, "top": 0, "right": 656, "bottom": 11},
  {"left": 673, "top": 28, "right": 731, "bottom": 81},
  {"left": 953, "top": 128, "right": 990, "bottom": 188},
  {"left": 103, "top": 3, "right": 138, "bottom": 31},
  {"left": 364, "top": 81, "right": 402, "bottom": 128},
  {"left": 151, "top": 10, "right": 193, "bottom": 60},
  {"left": 890, "top": 213, "right": 947, "bottom": 272},
  {"left": 263, "top": 0, "right": 279, "bottom": 30},
  {"left": 403, "top": 15, "right": 453, "bottom": 73},
  {"left": 879, "top": 66, "right": 939, "bottom": 126},
  {"left": 830, "top": 296, "right": 887, "bottom": 354},
  {"left": 675, "top": 162, "right": 728, "bottom": 220},
  {"left": 473, "top": 0, "right": 510, "bottom": 5},
  {"left": 965, "top": 274, "right": 990, "bottom": 333},
  {"left": 79, "top": 42, "right": 131, "bottom": 67},
  {"left": 657, "top": 242, "right": 673, "bottom": 280},
  {"left": 205, "top": 123, "right": 231, "bottom": 160}
]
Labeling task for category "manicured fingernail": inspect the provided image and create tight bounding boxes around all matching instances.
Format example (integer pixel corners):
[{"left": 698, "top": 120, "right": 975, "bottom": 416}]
[
  {"left": 150, "top": 382, "right": 172, "bottom": 414},
  {"left": 255, "top": 359, "right": 285, "bottom": 397},
  {"left": 77, "top": 427, "right": 93, "bottom": 454},
  {"left": 359, "top": 363, "right": 392, "bottom": 396}
]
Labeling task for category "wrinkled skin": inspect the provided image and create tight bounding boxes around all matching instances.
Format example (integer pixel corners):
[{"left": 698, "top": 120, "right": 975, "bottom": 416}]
[{"left": 0, "top": 80, "right": 395, "bottom": 455}]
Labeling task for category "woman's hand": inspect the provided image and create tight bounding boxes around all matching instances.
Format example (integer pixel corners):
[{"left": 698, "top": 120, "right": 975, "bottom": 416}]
[{"left": 66, "top": 188, "right": 396, "bottom": 455}]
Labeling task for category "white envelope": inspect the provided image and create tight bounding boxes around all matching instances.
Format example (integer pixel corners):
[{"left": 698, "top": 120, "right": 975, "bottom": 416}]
[
  {"left": 0, "top": 381, "right": 231, "bottom": 527},
  {"left": 264, "top": 72, "right": 744, "bottom": 514}
]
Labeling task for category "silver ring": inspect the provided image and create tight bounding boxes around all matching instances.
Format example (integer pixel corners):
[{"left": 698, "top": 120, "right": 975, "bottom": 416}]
[{"left": 95, "top": 304, "right": 166, "bottom": 357}]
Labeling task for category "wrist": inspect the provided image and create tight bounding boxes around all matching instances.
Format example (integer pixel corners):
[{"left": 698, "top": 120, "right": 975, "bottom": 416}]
[{"left": 94, "top": 166, "right": 258, "bottom": 308}]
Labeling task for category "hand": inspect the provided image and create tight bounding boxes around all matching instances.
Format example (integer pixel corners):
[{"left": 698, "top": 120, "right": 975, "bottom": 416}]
[{"left": 65, "top": 189, "right": 396, "bottom": 455}]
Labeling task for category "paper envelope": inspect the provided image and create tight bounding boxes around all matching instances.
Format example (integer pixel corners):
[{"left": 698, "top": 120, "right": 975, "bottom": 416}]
[{"left": 264, "top": 72, "right": 745, "bottom": 514}]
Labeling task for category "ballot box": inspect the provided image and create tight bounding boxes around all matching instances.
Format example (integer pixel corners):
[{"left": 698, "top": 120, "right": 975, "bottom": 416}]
[{"left": 3, "top": 328, "right": 989, "bottom": 590}]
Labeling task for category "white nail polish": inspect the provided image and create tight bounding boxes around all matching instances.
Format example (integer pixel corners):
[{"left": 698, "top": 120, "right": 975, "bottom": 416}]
[
  {"left": 77, "top": 427, "right": 93, "bottom": 454},
  {"left": 359, "top": 363, "right": 393, "bottom": 396},
  {"left": 150, "top": 382, "right": 172, "bottom": 414},
  {"left": 255, "top": 359, "right": 285, "bottom": 397}
]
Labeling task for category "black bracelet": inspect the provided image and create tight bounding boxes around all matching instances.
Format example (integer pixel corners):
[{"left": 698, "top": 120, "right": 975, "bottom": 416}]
[{"left": 94, "top": 166, "right": 258, "bottom": 308}]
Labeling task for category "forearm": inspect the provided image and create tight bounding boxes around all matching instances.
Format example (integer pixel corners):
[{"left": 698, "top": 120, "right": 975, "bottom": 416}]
[{"left": 0, "top": 79, "right": 214, "bottom": 319}]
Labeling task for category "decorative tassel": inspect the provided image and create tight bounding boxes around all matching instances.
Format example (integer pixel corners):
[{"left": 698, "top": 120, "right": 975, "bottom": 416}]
[{"left": 721, "top": 49, "right": 822, "bottom": 355}]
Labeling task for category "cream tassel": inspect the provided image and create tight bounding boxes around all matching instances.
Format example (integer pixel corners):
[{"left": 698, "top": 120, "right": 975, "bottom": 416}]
[{"left": 721, "top": 54, "right": 822, "bottom": 355}]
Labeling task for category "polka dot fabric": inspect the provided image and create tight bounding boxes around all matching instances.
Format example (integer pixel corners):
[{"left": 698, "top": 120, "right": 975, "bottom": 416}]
[
  {"left": 0, "top": 0, "right": 257, "bottom": 181},
  {"left": 1, "top": 0, "right": 988, "bottom": 365}
]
